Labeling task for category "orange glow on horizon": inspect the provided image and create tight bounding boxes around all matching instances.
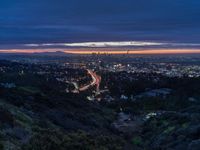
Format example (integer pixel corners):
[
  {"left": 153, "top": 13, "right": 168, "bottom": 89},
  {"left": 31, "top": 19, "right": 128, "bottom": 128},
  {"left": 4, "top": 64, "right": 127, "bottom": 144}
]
[
  {"left": 64, "top": 49, "right": 200, "bottom": 54},
  {"left": 0, "top": 49, "right": 59, "bottom": 53},
  {"left": 1, "top": 49, "right": 200, "bottom": 54}
]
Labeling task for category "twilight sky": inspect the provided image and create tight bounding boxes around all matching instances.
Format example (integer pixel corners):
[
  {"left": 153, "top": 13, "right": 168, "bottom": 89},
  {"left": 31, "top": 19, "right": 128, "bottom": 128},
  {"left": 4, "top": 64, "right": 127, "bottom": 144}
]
[{"left": 1, "top": 0, "right": 200, "bottom": 49}]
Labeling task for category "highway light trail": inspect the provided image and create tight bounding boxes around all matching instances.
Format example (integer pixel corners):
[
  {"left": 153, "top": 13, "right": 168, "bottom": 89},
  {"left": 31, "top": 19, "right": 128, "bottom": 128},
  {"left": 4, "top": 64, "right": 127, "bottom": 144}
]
[{"left": 79, "top": 69, "right": 101, "bottom": 92}]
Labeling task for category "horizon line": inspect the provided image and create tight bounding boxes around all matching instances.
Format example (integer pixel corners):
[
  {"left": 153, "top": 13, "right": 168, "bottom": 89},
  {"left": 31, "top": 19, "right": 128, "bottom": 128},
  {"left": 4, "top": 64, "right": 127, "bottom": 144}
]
[{"left": 1, "top": 48, "right": 200, "bottom": 55}]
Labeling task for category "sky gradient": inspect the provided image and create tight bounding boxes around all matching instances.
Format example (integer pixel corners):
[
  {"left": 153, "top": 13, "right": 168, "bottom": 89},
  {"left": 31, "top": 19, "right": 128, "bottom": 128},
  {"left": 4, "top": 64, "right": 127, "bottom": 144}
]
[{"left": 1, "top": 0, "right": 200, "bottom": 50}]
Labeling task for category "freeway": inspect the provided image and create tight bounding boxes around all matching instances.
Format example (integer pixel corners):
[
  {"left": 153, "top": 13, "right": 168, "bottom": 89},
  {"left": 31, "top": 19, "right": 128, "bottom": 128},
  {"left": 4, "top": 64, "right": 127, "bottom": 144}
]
[{"left": 79, "top": 69, "right": 101, "bottom": 92}]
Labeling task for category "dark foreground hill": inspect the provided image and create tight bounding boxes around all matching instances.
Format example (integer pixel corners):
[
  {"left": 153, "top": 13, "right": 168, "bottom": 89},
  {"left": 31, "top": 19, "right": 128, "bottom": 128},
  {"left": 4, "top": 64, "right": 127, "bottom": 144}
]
[{"left": 0, "top": 60, "right": 199, "bottom": 150}]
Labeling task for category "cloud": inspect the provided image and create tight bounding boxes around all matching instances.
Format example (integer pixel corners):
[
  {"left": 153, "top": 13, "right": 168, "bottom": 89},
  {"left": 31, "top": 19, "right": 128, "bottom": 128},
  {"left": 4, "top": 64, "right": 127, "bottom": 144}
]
[
  {"left": 24, "top": 41, "right": 164, "bottom": 48},
  {"left": 23, "top": 41, "right": 200, "bottom": 48},
  {"left": 1, "top": 0, "right": 200, "bottom": 45}
]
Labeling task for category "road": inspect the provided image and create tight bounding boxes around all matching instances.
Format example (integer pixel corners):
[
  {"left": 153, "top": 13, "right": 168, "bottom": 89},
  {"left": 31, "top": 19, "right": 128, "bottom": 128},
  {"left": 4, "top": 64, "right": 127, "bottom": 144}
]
[{"left": 79, "top": 69, "right": 101, "bottom": 92}]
